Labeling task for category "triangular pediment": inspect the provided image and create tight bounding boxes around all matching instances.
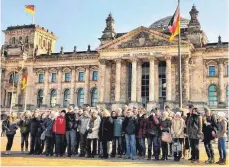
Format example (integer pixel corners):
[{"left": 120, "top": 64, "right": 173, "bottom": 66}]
[{"left": 98, "top": 26, "right": 189, "bottom": 50}]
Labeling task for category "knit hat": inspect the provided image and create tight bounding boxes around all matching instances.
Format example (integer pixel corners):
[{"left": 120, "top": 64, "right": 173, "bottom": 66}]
[
  {"left": 175, "top": 112, "right": 181, "bottom": 117},
  {"left": 61, "top": 110, "right": 66, "bottom": 114},
  {"left": 188, "top": 104, "right": 194, "bottom": 109}
]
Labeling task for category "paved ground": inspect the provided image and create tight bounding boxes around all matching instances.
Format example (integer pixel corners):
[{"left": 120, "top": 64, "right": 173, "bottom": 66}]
[{"left": 1, "top": 132, "right": 228, "bottom": 166}]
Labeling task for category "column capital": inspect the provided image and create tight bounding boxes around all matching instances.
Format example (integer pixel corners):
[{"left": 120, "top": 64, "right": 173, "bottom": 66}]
[
  {"left": 149, "top": 56, "right": 157, "bottom": 61},
  {"left": 218, "top": 58, "right": 225, "bottom": 65},
  {"left": 99, "top": 59, "right": 108, "bottom": 65},
  {"left": 130, "top": 56, "right": 139, "bottom": 62},
  {"left": 114, "top": 58, "right": 122, "bottom": 63},
  {"left": 84, "top": 65, "right": 90, "bottom": 69},
  {"left": 183, "top": 54, "right": 190, "bottom": 60},
  {"left": 165, "top": 55, "right": 172, "bottom": 60}
]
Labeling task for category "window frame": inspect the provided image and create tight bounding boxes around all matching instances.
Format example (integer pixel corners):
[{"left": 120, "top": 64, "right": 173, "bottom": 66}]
[
  {"left": 65, "top": 72, "right": 71, "bottom": 82},
  {"left": 77, "top": 88, "right": 84, "bottom": 107},
  {"left": 92, "top": 71, "right": 98, "bottom": 81},
  {"left": 78, "top": 72, "right": 84, "bottom": 81},
  {"left": 37, "top": 89, "right": 43, "bottom": 108},
  {"left": 38, "top": 73, "right": 44, "bottom": 83},
  {"left": 63, "top": 89, "right": 70, "bottom": 107},
  {"left": 91, "top": 88, "right": 98, "bottom": 107},
  {"left": 208, "top": 66, "right": 216, "bottom": 77},
  {"left": 51, "top": 73, "right": 57, "bottom": 83},
  {"left": 50, "top": 89, "right": 57, "bottom": 107},
  {"left": 208, "top": 85, "right": 218, "bottom": 107}
]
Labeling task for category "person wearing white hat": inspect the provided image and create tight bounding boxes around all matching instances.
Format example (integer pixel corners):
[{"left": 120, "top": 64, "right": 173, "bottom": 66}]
[{"left": 213, "top": 112, "right": 227, "bottom": 165}]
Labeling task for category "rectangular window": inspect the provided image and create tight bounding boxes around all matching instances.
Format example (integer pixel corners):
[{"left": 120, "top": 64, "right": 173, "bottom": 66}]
[
  {"left": 51, "top": 73, "right": 56, "bottom": 83},
  {"left": 38, "top": 74, "right": 44, "bottom": 83},
  {"left": 227, "top": 65, "right": 229, "bottom": 76},
  {"left": 92, "top": 71, "right": 98, "bottom": 81},
  {"left": 65, "top": 72, "right": 70, "bottom": 82},
  {"left": 208, "top": 66, "right": 216, "bottom": 76},
  {"left": 79, "top": 72, "right": 84, "bottom": 81}
]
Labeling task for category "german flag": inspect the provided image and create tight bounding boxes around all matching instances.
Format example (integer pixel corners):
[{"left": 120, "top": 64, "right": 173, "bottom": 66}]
[
  {"left": 22, "top": 73, "right": 28, "bottom": 90},
  {"left": 168, "top": 4, "right": 180, "bottom": 41},
  {"left": 25, "top": 5, "right": 35, "bottom": 15}
]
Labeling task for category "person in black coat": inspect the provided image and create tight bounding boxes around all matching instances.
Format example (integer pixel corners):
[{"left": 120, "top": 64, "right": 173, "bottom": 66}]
[
  {"left": 122, "top": 109, "right": 138, "bottom": 160},
  {"left": 99, "top": 109, "right": 114, "bottom": 159},
  {"left": 28, "top": 113, "right": 40, "bottom": 155},
  {"left": 202, "top": 107, "right": 217, "bottom": 164},
  {"left": 42, "top": 111, "right": 55, "bottom": 156}
]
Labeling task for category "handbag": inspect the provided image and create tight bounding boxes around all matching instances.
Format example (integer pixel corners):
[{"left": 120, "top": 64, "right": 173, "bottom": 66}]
[
  {"left": 162, "top": 132, "right": 172, "bottom": 143},
  {"left": 40, "top": 131, "right": 46, "bottom": 141}
]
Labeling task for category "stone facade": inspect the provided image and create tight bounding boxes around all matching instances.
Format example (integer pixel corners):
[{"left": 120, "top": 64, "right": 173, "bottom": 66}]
[{"left": 1, "top": 5, "right": 228, "bottom": 113}]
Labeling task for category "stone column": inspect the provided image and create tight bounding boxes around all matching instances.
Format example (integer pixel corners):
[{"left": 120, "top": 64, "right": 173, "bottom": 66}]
[
  {"left": 26, "top": 66, "right": 35, "bottom": 110},
  {"left": 70, "top": 67, "right": 76, "bottom": 106},
  {"left": 154, "top": 60, "right": 159, "bottom": 102},
  {"left": 43, "top": 68, "right": 49, "bottom": 107},
  {"left": 219, "top": 59, "right": 225, "bottom": 104},
  {"left": 131, "top": 57, "right": 138, "bottom": 102},
  {"left": 99, "top": 59, "right": 106, "bottom": 103},
  {"left": 115, "top": 59, "right": 122, "bottom": 103},
  {"left": 57, "top": 68, "right": 62, "bottom": 107},
  {"left": 149, "top": 57, "right": 155, "bottom": 102},
  {"left": 84, "top": 65, "right": 90, "bottom": 105},
  {"left": 166, "top": 56, "right": 172, "bottom": 102},
  {"left": 183, "top": 55, "right": 190, "bottom": 102},
  {"left": 1, "top": 69, "right": 5, "bottom": 106},
  {"left": 137, "top": 60, "right": 142, "bottom": 103}
]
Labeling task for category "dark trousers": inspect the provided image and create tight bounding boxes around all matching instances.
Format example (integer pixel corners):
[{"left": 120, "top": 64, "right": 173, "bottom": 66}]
[
  {"left": 29, "top": 134, "right": 36, "bottom": 153},
  {"left": 35, "top": 136, "right": 42, "bottom": 154},
  {"left": 147, "top": 135, "right": 160, "bottom": 158},
  {"left": 6, "top": 134, "right": 15, "bottom": 151},
  {"left": 204, "top": 140, "right": 214, "bottom": 159},
  {"left": 136, "top": 136, "right": 140, "bottom": 155},
  {"left": 55, "top": 134, "right": 65, "bottom": 156},
  {"left": 45, "top": 135, "right": 55, "bottom": 156},
  {"left": 161, "top": 141, "right": 168, "bottom": 158},
  {"left": 138, "top": 138, "right": 146, "bottom": 156},
  {"left": 102, "top": 139, "right": 109, "bottom": 158},
  {"left": 21, "top": 132, "right": 29, "bottom": 150},
  {"left": 111, "top": 136, "right": 122, "bottom": 156},
  {"left": 190, "top": 138, "right": 199, "bottom": 160},
  {"left": 169, "top": 143, "right": 173, "bottom": 155},
  {"left": 122, "top": 136, "right": 126, "bottom": 154},
  {"left": 87, "top": 138, "right": 97, "bottom": 156},
  {"left": 75, "top": 131, "right": 80, "bottom": 154},
  {"left": 79, "top": 133, "right": 87, "bottom": 155}
]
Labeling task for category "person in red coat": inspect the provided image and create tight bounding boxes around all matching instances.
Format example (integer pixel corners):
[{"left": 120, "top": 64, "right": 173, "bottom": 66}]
[{"left": 53, "top": 110, "right": 66, "bottom": 157}]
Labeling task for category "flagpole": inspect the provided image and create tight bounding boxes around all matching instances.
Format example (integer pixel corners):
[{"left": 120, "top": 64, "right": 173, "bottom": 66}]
[
  {"left": 32, "top": 15, "right": 35, "bottom": 24},
  {"left": 178, "top": 0, "right": 182, "bottom": 108},
  {"left": 10, "top": 71, "right": 15, "bottom": 114},
  {"left": 24, "top": 86, "right": 27, "bottom": 112}
]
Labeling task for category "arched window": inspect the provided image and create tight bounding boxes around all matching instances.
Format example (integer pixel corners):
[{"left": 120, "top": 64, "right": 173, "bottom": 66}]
[
  {"left": 208, "top": 85, "right": 218, "bottom": 107},
  {"left": 9, "top": 72, "right": 18, "bottom": 84},
  {"left": 227, "top": 86, "right": 229, "bottom": 105},
  {"left": 50, "top": 89, "right": 57, "bottom": 107},
  {"left": 77, "top": 88, "right": 84, "bottom": 107},
  {"left": 19, "top": 36, "right": 23, "bottom": 43},
  {"left": 63, "top": 89, "right": 70, "bottom": 107},
  {"left": 12, "top": 37, "right": 16, "bottom": 45},
  {"left": 25, "top": 36, "right": 29, "bottom": 43},
  {"left": 37, "top": 89, "right": 43, "bottom": 108},
  {"left": 91, "top": 88, "right": 98, "bottom": 107}
]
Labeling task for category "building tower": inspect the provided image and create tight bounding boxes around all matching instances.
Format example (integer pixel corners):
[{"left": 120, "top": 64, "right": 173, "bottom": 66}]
[
  {"left": 99, "top": 13, "right": 116, "bottom": 45},
  {"left": 2, "top": 24, "right": 57, "bottom": 57}
]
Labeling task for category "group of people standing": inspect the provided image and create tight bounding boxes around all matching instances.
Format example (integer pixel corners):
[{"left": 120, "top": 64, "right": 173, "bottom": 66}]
[{"left": 2, "top": 104, "right": 228, "bottom": 165}]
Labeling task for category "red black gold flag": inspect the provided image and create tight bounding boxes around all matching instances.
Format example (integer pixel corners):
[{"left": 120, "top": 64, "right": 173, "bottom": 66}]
[
  {"left": 168, "top": 4, "right": 180, "bottom": 41},
  {"left": 25, "top": 5, "right": 35, "bottom": 15}
]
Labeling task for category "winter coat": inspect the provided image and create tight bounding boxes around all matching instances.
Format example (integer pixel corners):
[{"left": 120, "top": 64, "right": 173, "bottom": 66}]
[
  {"left": 99, "top": 117, "right": 114, "bottom": 141},
  {"left": 3, "top": 119, "right": 18, "bottom": 135},
  {"left": 78, "top": 115, "right": 90, "bottom": 135},
  {"left": 146, "top": 115, "right": 160, "bottom": 136},
  {"left": 52, "top": 115, "right": 66, "bottom": 135},
  {"left": 137, "top": 117, "right": 148, "bottom": 138},
  {"left": 186, "top": 114, "right": 202, "bottom": 139},
  {"left": 87, "top": 116, "right": 101, "bottom": 139},
  {"left": 19, "top": 118, "right": 30, "bottom": 134},
  {"left": 160, "top": 118, "right": 171, "bottom": 133},
  {"left": 202, "top": 115, "right": 217, "bottom": 142},
  {"left": 30, "top": 117, "right": 40, "bottom": 135},
  {"left": 122, "top": 116, "right": 138, "bottom": 135},
  {"left": 66, "top": 112, "right": 77, "bottom": 131},
  {"left": 171, "top": 118, "right": 185, "bottom": 138},
  {"left": 114, "top": 116, "right": 124, "bottom": 137},
  {"left": 37, "top": 118, "right": 44, "bottom": 137},
  {"left": 42, "top": 117, "right": 54, "bottom": 137},
  {"left": 216, "top": 118, "right": 227, "bottom": 138}
]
